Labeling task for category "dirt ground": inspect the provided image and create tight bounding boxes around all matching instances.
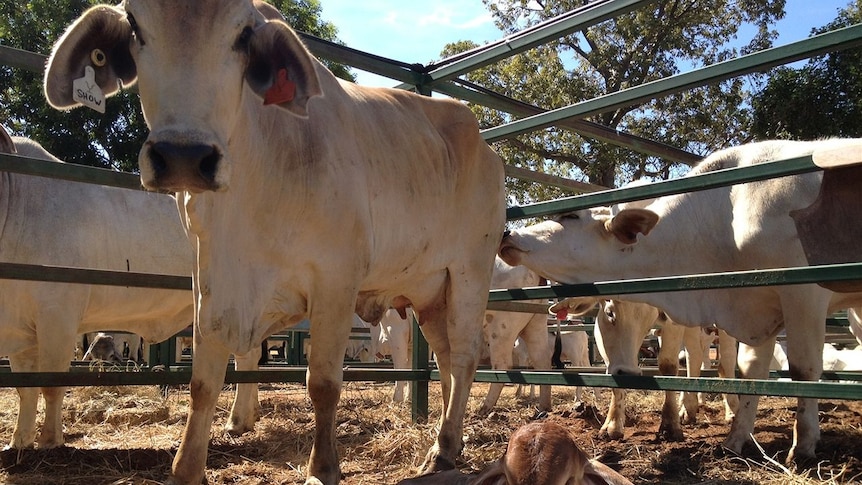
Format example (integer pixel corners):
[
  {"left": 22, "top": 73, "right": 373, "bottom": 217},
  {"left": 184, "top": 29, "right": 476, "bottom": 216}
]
[{"left": 0, "top": 380, "right": 861, "bottom": 485}]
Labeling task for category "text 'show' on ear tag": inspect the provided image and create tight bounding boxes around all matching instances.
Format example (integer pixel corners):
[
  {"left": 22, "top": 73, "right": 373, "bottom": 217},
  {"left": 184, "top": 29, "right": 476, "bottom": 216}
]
[
  {"left": 263, "top": 68, "right": 296, "bottom": 105},
  {"left": 73, "top": 65, "right": 106, "bottom": 113}
]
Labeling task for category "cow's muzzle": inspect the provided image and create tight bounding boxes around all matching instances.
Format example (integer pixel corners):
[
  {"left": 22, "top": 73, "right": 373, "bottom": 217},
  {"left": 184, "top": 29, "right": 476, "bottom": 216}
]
[{"left": 145, "top": 141, "right": 221, "bottom": 192}]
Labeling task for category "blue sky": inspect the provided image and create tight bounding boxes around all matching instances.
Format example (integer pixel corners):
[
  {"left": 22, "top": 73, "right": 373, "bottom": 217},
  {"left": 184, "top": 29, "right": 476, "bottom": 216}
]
[{"left": 318, "top": 0, "right": 854, "bottom": 87}]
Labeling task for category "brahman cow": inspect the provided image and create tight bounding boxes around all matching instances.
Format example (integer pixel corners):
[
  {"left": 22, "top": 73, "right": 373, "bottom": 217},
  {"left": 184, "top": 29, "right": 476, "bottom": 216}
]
[
  {"left": 479, "top": 257, "right": 552, "bottom": 416},
  {"left": 500, "top": 138, "right": 862, "bottom": 465},
  {"left": 0, "top": 126, "right": 191, "bottom": 449},
  {"left": 396, "top": 421, "right": 634, "bottom": 485},
  {"left": 0, "top": 126, "right": 262, "bottom": 449},
  {"left": 551, "top": 298, "right": 737, "bottom": 441},
  {"left": 45, "top": 2, "right": 505, "bottom": 484}
]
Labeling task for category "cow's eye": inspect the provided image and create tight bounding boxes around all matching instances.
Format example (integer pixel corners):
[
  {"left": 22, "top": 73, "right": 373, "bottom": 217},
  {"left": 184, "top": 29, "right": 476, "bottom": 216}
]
[
  {"left": 557, "top": 212, "right": 579, "bottom": 221},
  {"left": 236, "top": 26, "right": 253, "bottom": 49}
]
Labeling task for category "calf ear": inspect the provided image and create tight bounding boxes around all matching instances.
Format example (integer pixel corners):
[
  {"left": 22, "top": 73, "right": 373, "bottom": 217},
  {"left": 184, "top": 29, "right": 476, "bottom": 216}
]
[
  {"left": 583, "top": 459, "right": 635, "bottom": 485},
  {"left": 44, "top": 5, "right": 136, "bottom": 110},
  {"left": 604, "top": 208, "right": 659, "bottom": 245},
  {"left": 245, "top": 20, "right": 322, "bottom": 117},
  {"left": 0, "top": 124, "right": 15, "bottom": 154}
]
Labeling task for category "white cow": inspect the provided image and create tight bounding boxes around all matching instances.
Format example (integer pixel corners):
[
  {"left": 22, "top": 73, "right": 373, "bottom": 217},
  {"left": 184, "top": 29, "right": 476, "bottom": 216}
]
[
  {"left": 45, "top": 3, "right": 505, "bottom": 484},
  {"left": 479, "top": 257, "right": 552, "bottom": 415},
  {"left": 552, "top": 298, "right": 737, "bottom": 441},
  {"left": 773, "top": 341, "right": 862, "bottom": 372},
  {"left": 370, "top": 308, "right": 414, "bottom": 403},
  {"left": 500, "top": 138, "right": 862, "bottom": 465},
  {"left": 0, "top": 127, "right": 263, "bottom": 449},
  {"left": 0, "top": 127, "right": 191, "bottom": 450}
]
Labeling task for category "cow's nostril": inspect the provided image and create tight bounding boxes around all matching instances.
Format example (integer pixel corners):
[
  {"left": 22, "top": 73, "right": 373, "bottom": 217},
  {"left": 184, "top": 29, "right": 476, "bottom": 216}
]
[
  {"left": 149, "top": 144, "right": 168, "bottom": 177},
  {"left": 149, "top": 141, "right": 220, "bottom": 184},
  {"left": 199, "top": 149, "right": 219, "bottom": 182}
]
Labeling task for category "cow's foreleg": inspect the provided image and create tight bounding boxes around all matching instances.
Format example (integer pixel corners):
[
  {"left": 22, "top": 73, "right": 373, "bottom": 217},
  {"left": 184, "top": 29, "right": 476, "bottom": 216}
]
[
  {"left": 169, "top": 338, "right": 230, "bottom": 485},
  {"left": 599, "top": 388, "right": 627, "bottom": 440},
  {"left": 226, "top": 347, "right": 262, "bottom": 435},
  {"left": 716, "top": 330, "right": 738, "bottom": 423},
  {"left": 724, "top": 338, "right": 773, "bottom": 456},
  {"left": 305, "top": 307, "right": 354, "bottom": 485},
  {"left": 7, "top": 350, "right": 39, "bottom": 449},
  {"left": 521, "top": 313, "right": 553, "bottom": 412},
  {"left": 656, "top": 323, "right": 684, "bottom": 441},
  {"left": 679, "top": 327, "right": 705, "bottom": 426}
]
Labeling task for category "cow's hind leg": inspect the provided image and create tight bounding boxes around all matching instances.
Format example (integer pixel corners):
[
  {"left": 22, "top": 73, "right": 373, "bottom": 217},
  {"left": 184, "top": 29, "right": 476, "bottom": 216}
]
[
  {"left": 782, "top": 294, "right": 826, "bottom": 467},
  {"left": 169, "top": 337, "right": 230, "bottom": 485},
  {"left": 415, "top": 304, "right": 456, "bottom": 473},
  {"left": 418, "top": 267, "right": 488, "bottom": 474}
]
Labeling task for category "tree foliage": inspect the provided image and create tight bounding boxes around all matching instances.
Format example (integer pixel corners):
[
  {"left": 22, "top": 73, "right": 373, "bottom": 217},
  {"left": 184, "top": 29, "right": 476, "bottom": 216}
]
[
  {"left": 444, "top": 0, "right": 786, "bottom": 204},
  {"left": 751, "top": 2, "right": 862, "bottom": 139},
  {"left": 0, "top": 0, "right": 353, "bottom": 172}
]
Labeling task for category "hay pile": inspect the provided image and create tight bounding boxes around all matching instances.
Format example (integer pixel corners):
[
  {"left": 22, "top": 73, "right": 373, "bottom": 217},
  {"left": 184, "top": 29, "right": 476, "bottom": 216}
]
[{"left": 1, "top": 381, "right": 860, "bottom": 484}]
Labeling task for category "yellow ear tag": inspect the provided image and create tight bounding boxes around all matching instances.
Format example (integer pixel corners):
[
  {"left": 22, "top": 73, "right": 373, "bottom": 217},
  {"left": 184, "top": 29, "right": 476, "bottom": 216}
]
[{"left": 73, "top": 65, "right": 106, "bottom": 113}]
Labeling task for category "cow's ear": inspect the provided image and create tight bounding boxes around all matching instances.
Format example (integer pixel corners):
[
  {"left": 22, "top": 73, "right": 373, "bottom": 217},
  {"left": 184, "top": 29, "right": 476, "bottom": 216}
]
[
  {"left": 245, "top": 20, "right": 322, "bottom": 117},
  {"left": 605, "top": 208, "right": 659, "bottom": 244},
  {"left": 44, "top": 5, "right": 136, "bottom": 110},
  {"left": 0, "top": 124, "right": 15, "bottom": 154}
]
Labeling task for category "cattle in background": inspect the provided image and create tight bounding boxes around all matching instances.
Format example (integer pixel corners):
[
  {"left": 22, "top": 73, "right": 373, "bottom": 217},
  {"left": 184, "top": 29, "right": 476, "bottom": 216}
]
[
  {"left": 45, "top": 2, "right": 506, "bottom": 483},
  {"left": 552, "top": 298, "right": 737, "bottom": 441},
  {"left": 82, "top": 333, "right": 125, "bottom": 362},
  {"left": 548, "top": 320, "right": 592, "bottom": 406},
  {"left": 82, "top": 332, "right": 145, "bottom": 363},
  {"left": 479, "top": 257, "right": 552, "bottom": 416},
  {"left": 0, "top": 126, "right": 259, "bottom": 450},
  {"left": 500, "top": 138, "right": 862, "bottom": 465},
  {"left": 370, "top": 308, "right": 414, "bottom": 403},
  {"left": 772, "top": 340, "right": 862, "bottom": 373}
]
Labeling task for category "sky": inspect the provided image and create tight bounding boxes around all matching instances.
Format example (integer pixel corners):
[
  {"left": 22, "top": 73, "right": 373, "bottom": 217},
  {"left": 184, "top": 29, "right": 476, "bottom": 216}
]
[{"left": 318, "top": 0, "right": 854, "bottom": 87}]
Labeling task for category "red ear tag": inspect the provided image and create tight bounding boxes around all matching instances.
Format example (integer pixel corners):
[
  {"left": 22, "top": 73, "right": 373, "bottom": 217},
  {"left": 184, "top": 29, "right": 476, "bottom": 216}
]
[
  {"left": 555, "top": 309, "right": 568, "bottom": 321},
  {"left": 263, "top": 68, "right": 296, "bottom": 105}
]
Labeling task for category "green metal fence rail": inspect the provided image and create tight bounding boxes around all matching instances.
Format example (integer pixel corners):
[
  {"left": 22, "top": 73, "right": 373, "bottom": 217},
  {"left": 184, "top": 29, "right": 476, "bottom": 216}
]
[{"left": 0, "top": 3, "right": 860, "bottom": 419}]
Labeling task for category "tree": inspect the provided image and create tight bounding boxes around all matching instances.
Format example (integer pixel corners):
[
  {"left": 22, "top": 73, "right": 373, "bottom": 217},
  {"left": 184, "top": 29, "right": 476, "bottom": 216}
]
[
  {"left": 443, "top": 0, "right": 785, "bottom": 204},
  {"left": 0, "top": 0, "right": 353, "bottom": 172},
  {"left": 751, "top": 2, "right": 862, "bottom": 140}
]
